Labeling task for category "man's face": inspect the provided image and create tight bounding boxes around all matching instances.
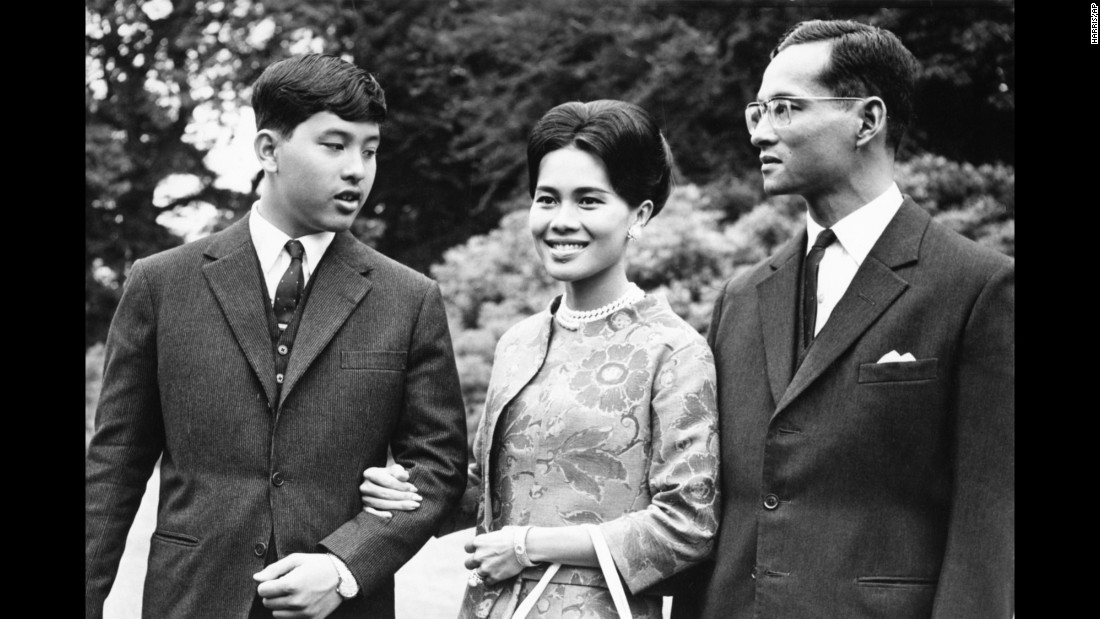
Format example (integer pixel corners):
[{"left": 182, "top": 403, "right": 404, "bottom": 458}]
[
  {"left": 750, "top": 41, "right": 859, "bottom": 201},
  {"left": 262, "top": 111, "right": 380, "bottom": 238}
]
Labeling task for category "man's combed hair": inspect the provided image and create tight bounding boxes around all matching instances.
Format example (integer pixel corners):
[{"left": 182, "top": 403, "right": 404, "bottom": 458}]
[
  {"left": 526, "top": 100, "right": 674, "bottom": 218},
  {"left": 252, "top": 53, "right": 387, "bottom": 136},
  {"left": 775, "top": 19, "right": 919, "bottom": 151}
]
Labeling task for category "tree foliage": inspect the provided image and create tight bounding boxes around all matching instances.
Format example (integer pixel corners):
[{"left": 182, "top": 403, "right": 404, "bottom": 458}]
[
  {"left": 429, "top": 154, "right": 1013, "bottom": 420},
  {"left": 86, "top": 0, "right": 1014, "bottom": 348}
]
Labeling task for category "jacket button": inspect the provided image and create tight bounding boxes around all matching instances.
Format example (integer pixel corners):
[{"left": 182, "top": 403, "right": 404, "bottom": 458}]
[
  {"left": 253, "top": 542, "right": 267, "bottom": 557},
  {"left": 277, "top": 344, "right": 289, "bottom": 355},
  {"left": 271, "top": 472, "right": 285, "bottom": 487},
  {"left": 763, "top": 494, "right": 780, "bottom": 510}
]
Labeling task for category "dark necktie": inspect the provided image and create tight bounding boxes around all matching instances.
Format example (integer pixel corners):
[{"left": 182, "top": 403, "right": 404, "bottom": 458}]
[
  {"left": 802, "top": 228, "right": 837, "bottom": 350},
  {"left": 273, "top": 240, "right": 305, "bottom": 329}
]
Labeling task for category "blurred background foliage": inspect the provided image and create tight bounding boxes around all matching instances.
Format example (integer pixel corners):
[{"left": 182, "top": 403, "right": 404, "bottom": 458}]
[{"left": 86, "top": 0, "right": 1014, "bottom": 437}]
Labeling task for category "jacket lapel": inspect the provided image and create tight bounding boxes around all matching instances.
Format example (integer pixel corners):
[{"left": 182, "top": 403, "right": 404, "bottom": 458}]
[
  {"left": 278, "top": 231, "right": 374, "bottom": 408},
  {"left": 478, "top": 309, "right": 553, "bottom": 530},
  {"left": 756, "top": 233, "right": 805, "bottom": 407},
  {"left": 773, "top": 199, "right": 928, "bottom": 417},
  {"left": 486, "top": 317, "right": 552, "bottom": 422},
  {"left": 202, "top": 215, "right": 278, "bottom": 405}
]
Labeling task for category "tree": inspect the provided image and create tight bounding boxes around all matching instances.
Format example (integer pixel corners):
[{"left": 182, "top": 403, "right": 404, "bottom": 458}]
[
  {"left": 86, "top": 0, "right": 293, "bottom": 346},
  {"left": 86, "top": 0, "right": 1014, "bottom": 348}
]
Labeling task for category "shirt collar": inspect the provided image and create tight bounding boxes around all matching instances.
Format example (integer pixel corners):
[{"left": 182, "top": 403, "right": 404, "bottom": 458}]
[
  {"left": 805, "top": 183, "right": 903, "bottom": 266},
  {"left": 248, "top": 202, "right": 336, "bottom": 277}
]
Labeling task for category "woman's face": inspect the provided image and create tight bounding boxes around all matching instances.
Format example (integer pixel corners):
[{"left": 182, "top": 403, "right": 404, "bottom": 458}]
[{"left": 529, "top": 146, "right": 648, "bottom": 296}]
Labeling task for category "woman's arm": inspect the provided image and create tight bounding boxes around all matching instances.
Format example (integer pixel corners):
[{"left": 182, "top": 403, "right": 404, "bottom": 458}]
[
  {"left": 594, "top": 337, "right": 721, "bottom": 594},
  {"left": 463, "top": 524, "right": 598, "bottom": 586}
]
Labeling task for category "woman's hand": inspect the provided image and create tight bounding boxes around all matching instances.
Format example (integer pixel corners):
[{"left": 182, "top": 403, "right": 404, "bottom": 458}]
[
  {"left": 464, "top": 527, "right": 525, "bottom": 586},
  {"left": 359, "top": 463, "right": 422, "bottom": 518}
]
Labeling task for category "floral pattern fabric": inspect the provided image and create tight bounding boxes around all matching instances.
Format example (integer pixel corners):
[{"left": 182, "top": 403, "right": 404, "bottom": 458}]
[{"left": 458, "top": 295, "right": 720, "bottom": 619}]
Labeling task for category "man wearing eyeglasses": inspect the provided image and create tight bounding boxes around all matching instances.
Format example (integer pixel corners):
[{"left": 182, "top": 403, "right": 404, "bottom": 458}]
[{"left": 672, "top": 19, "right": 1014, "bottom": 619}]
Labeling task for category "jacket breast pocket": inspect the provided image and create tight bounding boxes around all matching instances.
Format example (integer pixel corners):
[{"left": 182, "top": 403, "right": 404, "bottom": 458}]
[
  {"left": 858, "top": 358, "right": 938, "bottom": 384},
  {"left": 857, "top": 576, "right": 937, "bottom": 588},
  {"left": 341, "top": 350, "right": 407, "bottom": 371}
]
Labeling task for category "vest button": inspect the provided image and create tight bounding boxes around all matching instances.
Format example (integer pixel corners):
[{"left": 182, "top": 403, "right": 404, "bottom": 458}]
[
  {"left": 278, "top": 344, "right": 289, "bottom": 355},
  {"left": 276, "top": 373, "right": 284, "bottom": 384}
]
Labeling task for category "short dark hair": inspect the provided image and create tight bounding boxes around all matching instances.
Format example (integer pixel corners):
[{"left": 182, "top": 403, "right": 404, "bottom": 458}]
[
  {"left": 251, "top": 54, "right": 387, "bottom": 136},
  {"left": 527, "top": 100, "right": 674, "bottom": 218},
  {"left": 774, "top": 19, "right": 919, "bottom": 151}
]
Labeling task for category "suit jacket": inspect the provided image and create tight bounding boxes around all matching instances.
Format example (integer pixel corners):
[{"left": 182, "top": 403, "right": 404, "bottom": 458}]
[
  {"left": 85, "top": 215, "right": 468, "bottom": 618},
  {"left": 672, "top": 199, "right": 1013, "bottom": 618}
]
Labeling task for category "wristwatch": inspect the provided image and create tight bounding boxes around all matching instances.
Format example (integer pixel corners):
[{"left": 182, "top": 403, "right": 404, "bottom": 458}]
[{"left": 328, "top": 553, "right": 360, "bottom": 599}]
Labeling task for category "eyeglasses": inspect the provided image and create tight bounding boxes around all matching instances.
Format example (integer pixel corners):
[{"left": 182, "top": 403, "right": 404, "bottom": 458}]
[{"left": 745, "top": 96, "right": 868, "bottom": 132}]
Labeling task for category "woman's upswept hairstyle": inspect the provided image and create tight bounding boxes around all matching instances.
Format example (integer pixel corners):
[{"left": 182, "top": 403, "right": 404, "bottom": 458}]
[
  {"left": 774, "top": 19, "right": 919, "bottom": 152},
  {"left": 251, "top": 53, "right": 387, "bottom": 137},
  {"left": 526, "top": 100, "right": 674, "bottom": 218}
]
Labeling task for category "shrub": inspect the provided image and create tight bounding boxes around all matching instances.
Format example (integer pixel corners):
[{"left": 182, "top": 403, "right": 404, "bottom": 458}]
[{"left": 897, "top": 154, "right": 1014, "bottom": 256}]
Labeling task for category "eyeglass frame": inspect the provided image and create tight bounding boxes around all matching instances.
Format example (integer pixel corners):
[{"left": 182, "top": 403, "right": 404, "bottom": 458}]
[{"left": 744, "top": 96, "right": 872, "bottom": 133}]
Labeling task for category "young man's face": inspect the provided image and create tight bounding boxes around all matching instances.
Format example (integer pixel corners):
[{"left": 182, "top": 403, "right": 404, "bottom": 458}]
[
  {"left": 262, "top": 111, "right": 380, "bottom": 238},
  {"left": 749, "top": 41, "right": 860, "bottom": 202}
]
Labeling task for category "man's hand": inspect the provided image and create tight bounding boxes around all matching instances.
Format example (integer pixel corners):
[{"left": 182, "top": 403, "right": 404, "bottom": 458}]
[
  {"left": 360, "top": 463, "right": 422, "bottom": 518},
  {"left": 253, "top": 553, "right": 343, "bottom": 619}
]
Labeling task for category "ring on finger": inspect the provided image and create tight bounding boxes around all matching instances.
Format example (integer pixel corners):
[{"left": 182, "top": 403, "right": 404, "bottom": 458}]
[{"left": 468, "top": 569, "right": 485, "bottom": 587}]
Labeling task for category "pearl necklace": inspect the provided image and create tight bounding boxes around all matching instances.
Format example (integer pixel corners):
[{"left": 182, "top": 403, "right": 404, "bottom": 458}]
[{"left": 555, "top": 283, "right": 645, "bottom": 331}]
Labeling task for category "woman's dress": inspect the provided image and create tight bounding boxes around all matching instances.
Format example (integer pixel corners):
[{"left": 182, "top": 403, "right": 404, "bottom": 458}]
[{"left": 457, "top": 294, "right": 720, "bottom": 619}]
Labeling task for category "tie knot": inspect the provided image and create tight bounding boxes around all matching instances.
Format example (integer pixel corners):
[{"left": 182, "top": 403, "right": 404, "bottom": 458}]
[
  {"left": 812, "top": 228, "right": 836, "bottom": 250},
  {"left": 284, "top": 240, "right": 305, "bottom": 260}
]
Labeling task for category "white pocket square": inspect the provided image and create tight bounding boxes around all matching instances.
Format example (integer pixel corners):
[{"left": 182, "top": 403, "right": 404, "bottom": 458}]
[{"left": 877, "top": 350, "right": 916, "bottom": 363}]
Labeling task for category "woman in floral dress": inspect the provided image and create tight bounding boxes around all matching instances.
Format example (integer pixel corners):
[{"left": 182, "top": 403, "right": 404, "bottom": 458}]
[{"left": 361, "top": 100, "right": 720, "bottom": 619}]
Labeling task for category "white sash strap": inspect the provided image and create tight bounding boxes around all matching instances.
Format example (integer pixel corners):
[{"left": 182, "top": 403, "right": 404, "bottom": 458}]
[
  {"left": 510, "top": 562, "right": 561, "bottom": 619},
  {"left": 585, "top": 523, "right": 633, "bottom": 619},
  {"left": 510, "top": 525, "right": 632, "bottom": 619}
]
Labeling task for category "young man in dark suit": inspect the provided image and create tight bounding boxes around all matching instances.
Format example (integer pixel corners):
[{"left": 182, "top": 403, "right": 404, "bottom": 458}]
[
  {"left": 86, "top": 54, "right": 469, "bottom": 619},
  {"left": 673, "top": 20, "right": 1014, "bottom": 618}
]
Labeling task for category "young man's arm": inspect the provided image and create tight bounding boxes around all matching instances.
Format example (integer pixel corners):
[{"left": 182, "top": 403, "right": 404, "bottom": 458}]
[
  {"left": 85, "top": 260, "right": 166, "bottom": 618},
  {"left": 318, "top": 280, "right": 469, "bottom": 599}
]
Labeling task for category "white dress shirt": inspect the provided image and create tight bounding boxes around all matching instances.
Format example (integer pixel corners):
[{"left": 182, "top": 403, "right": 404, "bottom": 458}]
[
  {"left": 248, "top": 202, "right": 336, "bottom": 307},
  {"left": 805, "top": 183, "right": 903, "bottom": 336}
]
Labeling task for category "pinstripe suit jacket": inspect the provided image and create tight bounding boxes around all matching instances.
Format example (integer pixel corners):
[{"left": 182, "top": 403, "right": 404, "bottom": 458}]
[
  {"left": 672, "top": 199, "right": 1014, "bottom": 618},
  {"left": 85, "top": 215, "right": 468, "bottom": 618}
]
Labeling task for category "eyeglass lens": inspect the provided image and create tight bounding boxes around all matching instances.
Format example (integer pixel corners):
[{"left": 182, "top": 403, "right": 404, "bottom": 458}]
[{"left": 746, "top": 100, "right": 792, "bottom": 131}]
